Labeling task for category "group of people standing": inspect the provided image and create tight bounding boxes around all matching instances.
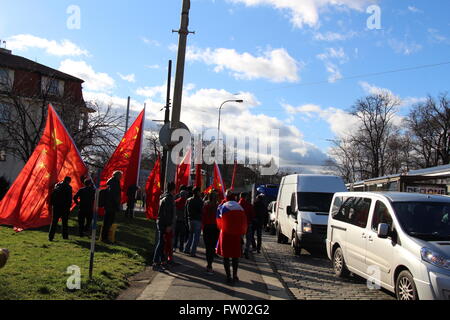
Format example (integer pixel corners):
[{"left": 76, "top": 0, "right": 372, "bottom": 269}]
[
  {"left": 48, "top": 170, "right": 133, "bottom": 244},
  {"left": 152, "top": 183, "right": 268, "bottom": 285}
]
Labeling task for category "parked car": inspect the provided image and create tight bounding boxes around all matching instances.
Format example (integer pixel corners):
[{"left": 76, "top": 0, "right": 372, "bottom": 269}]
[
  {"left": 266, "top": 201, "right": 277, "bottom": 235},
  {"left": 327, "top": 192, "right": 450, "bottom": 300},
  {"left": 275, "top": 174, "right": 347, "bottom": 255}
]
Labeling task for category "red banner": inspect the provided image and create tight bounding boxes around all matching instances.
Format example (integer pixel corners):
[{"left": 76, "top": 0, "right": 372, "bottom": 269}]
[
  {"left": 145, "top": 156, "right": 161, "bottom": 220},
  {"left": 0, "top": 104, "right": 88, "bottom": 230}
]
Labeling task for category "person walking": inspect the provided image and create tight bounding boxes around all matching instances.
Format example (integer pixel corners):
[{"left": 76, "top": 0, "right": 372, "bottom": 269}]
[
  {"left": 101, "top": 170, "right": 122, "bottom": 243},
  {"left": 73, "top": 178, "right": 96, "bottom": 237},
  {"left": 239, "top": 192, "right": 255, "bottom": 259},
  {"left": 216, "top": 189, "right": 247, "bottom": 284},
  {"left": 152, "top": 182, "right": 176, "bottom": 271},
  {"left": 125, "top": 184, "right": 139, "bottom": 219},
  {"left": 253, "top": 194, "right": 268, "bottom": 253},
  {"left": 184, "top": 187, "right": 204, "bottom": 257},
  {"left": 49, "top": 176, "right": 73, "bottom": 241},
  {"left": 202, "top": 191, "right": 220, "bottom": 275},
  {"left": 173, "top": 187, "right": 189, "bottom": 252}
]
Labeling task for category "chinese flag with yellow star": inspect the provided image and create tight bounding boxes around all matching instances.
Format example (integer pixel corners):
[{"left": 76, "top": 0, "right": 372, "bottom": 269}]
[
  {"left": 99, "top": 109, "right": 145, "bottom": 204},
  {"left": 145, "top": 156, "right": 161, "bottom": 220},
  {"left": 204, "top": 162, "right": 226, "bottom": 200},
  {"left": 175, "top": 148, "right": 191, "bottom": 193},
  {"left": 0, "top": 105, "right": 88, "bottom": 230}
]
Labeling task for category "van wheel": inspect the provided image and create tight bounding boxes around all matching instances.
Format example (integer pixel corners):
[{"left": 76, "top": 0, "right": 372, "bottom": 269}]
[
  {"left": 276, "top": 225, "right": 286, "bottom": 244},
  {"left": 291, "top": 233, "right": 301, "bottom": 256},
  {"left": 396, "top": 271, "right": 418, "bottom": 300},
  {"left": 333, "top": 247, "right": 349, "bottom": 278}
]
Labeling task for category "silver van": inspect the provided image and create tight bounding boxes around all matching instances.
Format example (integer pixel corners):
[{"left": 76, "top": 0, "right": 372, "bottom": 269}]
[{"left": 326, "top": 192, "right": 450, "bottom": 300}]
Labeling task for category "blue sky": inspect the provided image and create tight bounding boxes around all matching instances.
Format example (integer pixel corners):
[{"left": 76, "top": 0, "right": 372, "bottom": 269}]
[{"left": 1, "top": 0, "right": 449, "bottom": 171}]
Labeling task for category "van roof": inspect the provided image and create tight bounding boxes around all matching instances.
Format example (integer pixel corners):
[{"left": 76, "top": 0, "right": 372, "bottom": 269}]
[
  {"left": 282, "top": 174, "right": 347, "bottom": 193},
  {"left": 333, "top": 191, "right": 450, "bottom": 203}
]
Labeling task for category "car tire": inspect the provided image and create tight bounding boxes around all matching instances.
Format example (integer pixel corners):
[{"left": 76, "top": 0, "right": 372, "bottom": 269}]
[
  {"left": 276, "top": 224, "right": 287, "bottom": 244},
  {"left": 396, "top": 270, "right": 419, "bottom": 301},
  {"left": 291, "top": 233, "right": 301, "bottom": 256},
  {"left": 333, "top": 247, "right": 349, "bottom": 278}
]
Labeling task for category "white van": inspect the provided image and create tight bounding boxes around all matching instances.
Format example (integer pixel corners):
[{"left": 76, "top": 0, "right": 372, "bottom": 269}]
[
  {"left": 275, "top": 174, "right": 347, "bottom": 255},
  {"left": 327, "top": 192, "right": 450, "bottom": 300}
]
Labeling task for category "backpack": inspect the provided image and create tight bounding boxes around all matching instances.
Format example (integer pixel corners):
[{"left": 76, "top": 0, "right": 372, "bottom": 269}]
[{"left": 98, "top": 187, "right": 111, "bottom": 208}]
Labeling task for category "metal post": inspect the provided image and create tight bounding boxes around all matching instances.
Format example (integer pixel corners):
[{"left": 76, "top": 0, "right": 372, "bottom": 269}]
[
  {"left": 161, "top": 60, "right": 172, "bottom": 190},
  {"left": 165, "top": 0, "right": 193, "bottom": 189},
  {"left": 125, "top": 96, "right": 131, "bottom": 131},
  {"left": 89, "top": 188, "right": 100, "bottom": 280}
]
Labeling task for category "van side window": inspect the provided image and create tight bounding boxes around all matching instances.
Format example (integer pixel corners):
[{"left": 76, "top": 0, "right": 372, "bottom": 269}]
[
  {"left": 348, "top": 197, "right": 372, "bottom": 228},
  {"left": 334, "top": 197, "right": 354, "bottom": 222},
  {"left": 372, "top": 201, "right": 393, "bottom": 232},
  {"left": 331, "top": 196, "right": 344, "bottom": 219}
]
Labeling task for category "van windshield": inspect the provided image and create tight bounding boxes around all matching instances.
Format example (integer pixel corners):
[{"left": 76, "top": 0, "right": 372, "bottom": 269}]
[
  {"left": 392, "top": 202, "right": 450, "bottom": 241},
  {"left": 297, "top": 192, "right": 334, "bottom": 213}
]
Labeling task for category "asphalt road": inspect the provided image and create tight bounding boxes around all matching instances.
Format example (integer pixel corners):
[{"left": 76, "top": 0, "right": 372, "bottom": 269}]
[{"left": 260, "top": 232, "right": 396, "bottom": 300}]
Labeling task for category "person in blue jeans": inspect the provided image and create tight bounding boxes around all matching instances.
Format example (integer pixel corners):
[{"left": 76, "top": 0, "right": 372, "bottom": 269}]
[
  {"left": 153, "top": 182, "right": 176, "bottom": 271},
  {"left": 184, "top": 187, "right": 204, "bottom": 257}
]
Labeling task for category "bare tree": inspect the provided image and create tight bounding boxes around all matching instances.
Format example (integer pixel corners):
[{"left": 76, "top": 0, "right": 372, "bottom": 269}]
[{"left": 407, "top": 94, "right": 450, "bottom": 167}]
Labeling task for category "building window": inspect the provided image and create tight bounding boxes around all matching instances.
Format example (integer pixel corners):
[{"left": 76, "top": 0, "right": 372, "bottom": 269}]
[
  {"left": 47, "top": 79, "right": 60, "bottom": 96},
  {"left": 0, "top": 69, "right": 8, "bottom": 85}
]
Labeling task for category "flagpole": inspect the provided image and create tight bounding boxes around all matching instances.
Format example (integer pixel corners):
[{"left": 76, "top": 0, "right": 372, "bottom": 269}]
[
  {"left": 136, "top": 105, "right": 146, "bottom": 186},
  {"left": 89, "top": 188, "right": 100, "bottom": 280}
]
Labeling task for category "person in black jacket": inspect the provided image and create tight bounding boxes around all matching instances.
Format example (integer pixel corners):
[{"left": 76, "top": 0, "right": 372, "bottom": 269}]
[
  {"left": 49, "top": 176, "right": 73, "bottom": 241},
  {"left": 252, "top": 194, "right": 268, "bottom": 253},
  {"left": 73, "top": 178, "right": 96, "bottom": 237},
  {"left": 153, "top": 182, "right": 176, "bottom": 271},
  {"left": 101, "top": 170, "right": 122, "bottom": 243},
  {"left": 184, "top": 187, "right": 204, "bottom": 257}
]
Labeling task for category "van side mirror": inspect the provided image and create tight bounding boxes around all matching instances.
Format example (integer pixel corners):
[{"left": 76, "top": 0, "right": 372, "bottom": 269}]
[
  {"left": 286, "top": 205, "right": 292, "bottom": 216},
  {"left": 377, "top": 223, "right": 390, "bottom": 239}
]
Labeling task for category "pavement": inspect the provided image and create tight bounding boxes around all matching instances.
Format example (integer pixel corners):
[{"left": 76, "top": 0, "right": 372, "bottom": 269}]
[{"left": 117, "top": 238, "right": 293, "bottom": 301}]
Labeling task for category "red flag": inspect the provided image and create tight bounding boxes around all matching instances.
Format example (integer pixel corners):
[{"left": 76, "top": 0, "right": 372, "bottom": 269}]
[
  {"left": 175, "top": 148, "right": 191, "bottom": 193},
  {"left": 195, "top": 163, "right": 202, "bottom": 190},
  {"left": 230, "top": 160, "right": 237, "bottom": 190},
  {"left": 145, "top": 156, "right": 161, "bottom": 220},
  {"left": 0, "top": 105, "right": 88, "bottom": 230},
  {"left": 205, "top": 162, "right": 226, "bottom": 200},
  {"left": 100, "top": 109, "right": 145, "bottom": 204}
]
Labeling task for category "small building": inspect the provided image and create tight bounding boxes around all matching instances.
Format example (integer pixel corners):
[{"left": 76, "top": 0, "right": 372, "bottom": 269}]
[
  {"left": 347, "top": 164, "right": 450, "bottom": 195},
  {"left": 0, "top": 48, "right": 90, "bottom": 183}
]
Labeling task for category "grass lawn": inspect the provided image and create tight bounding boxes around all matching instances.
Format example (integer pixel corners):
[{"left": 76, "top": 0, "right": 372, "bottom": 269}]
[{"left": 0, "top": 205, "right": 155, "bottom": 300}]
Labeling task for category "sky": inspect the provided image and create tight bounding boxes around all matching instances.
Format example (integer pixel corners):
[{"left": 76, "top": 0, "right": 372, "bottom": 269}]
[{"left": 1, "top": 0, "right": 449, "bottom": 172}]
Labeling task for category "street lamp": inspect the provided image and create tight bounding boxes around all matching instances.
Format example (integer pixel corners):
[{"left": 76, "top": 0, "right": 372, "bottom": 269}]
[{"left": 217, "top": 99, "right": 244, "bottom": 152}]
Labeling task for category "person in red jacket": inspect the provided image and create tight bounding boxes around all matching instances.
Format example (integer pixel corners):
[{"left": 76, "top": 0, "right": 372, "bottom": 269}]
[
  {"left": 239, "top": 192, "right": 255, "bottom": 259},
  {"left": 216, "top": 189, "right": 247, "bottom": 284},
  {"left": 202, "top": 191, "right": 219, "bottom": 275}
]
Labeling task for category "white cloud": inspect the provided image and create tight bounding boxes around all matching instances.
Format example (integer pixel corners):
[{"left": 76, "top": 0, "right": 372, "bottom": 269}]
[
  {"left": 7, "top": 34, "right": 89, "bottom": 56},
  {"left": 283, "top": 103, "right": 359, "bottom": 138},
  {"left": 141, "top": 37, "right": 160, "bottom": 47},
  {"left": 187, "top": 46, "right": 301, "bottom": 82},
  {"left": 317, "top": 47, "right": 348, "bottom": 83},
  {"left": 313, "top": 31, "right": 357, "bottom": 41},
  {"left": 145, "top": 64, "right": 161, "bottom": 69},
  {"left": 428, "top": 28, "right": 450, "bottom": 44},
  {"left": 388, "top": 38, "right": 422, "bottom": 55},
  {"left": 59, "top": 60, "right": 115, "bottom": 92},
  {"left": 359, "top": 81, "right": 425, "bottom": 109},
  {"left": 228, "top": 0, "right": 376, "bottom": 28},
  {"left": 408, "top": 6, "right": 422, "bottom": 13},
  {"left": 118, "top": 73, "right": 136, "bottom": 83}
]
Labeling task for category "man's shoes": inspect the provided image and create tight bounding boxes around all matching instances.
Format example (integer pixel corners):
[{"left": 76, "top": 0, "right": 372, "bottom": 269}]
[
  {"left": 206, "top": 267, "right": 214, "bottom": 275},
  {"left": 233, "top": 276, "right": 240, "bottom": 283},
  {"left": 190, "top": 253, "right": 197, "bottom": 258},
  {"left": 152, "top": 264, "right": 165, "bottom": 272},
  {"left": 257, "top": 250, "right": 261, "bottom": 254},
  {"left": 244, "top": 252, "right": 249, "bottom": 259},
  {"left": 226, "top": 277, "right": 233, "bottom": 285}
]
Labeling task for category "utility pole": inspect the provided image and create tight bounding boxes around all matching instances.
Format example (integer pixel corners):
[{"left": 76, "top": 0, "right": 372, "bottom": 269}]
[
  {"left": 165, "top": 0, "right": 194, "bottom": 189},
  {"left": 161, "top": 60, "right": 172, "bottom": 190},
  {"left": 125, "top": 96, "right": 131, "bottom": 131}
]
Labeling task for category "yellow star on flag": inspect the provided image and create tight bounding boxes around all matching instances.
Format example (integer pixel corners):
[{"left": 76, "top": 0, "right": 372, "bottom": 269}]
[
  {"left": 124, "top": 153, "right": 130, "bottom": 159},
  {"left": 38, "top": 162, "right": 46, "bottom": 169},
  {"left": 122, "top": 138, "right": 126, "bottom": 143},
  {"left": 52, "top": 130, "right": 63, "bottom": 150}
]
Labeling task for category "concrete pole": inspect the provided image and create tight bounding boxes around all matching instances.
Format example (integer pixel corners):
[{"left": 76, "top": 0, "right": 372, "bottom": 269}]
[
  {"left": 165, "top": 0, "right": 193, "bottom": 188},
  {"left": 125, "top": 96, "right": 131, "bottom": 131},
  {"left": 161, "top": 60, "right": 172, "bottom": 191}
]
